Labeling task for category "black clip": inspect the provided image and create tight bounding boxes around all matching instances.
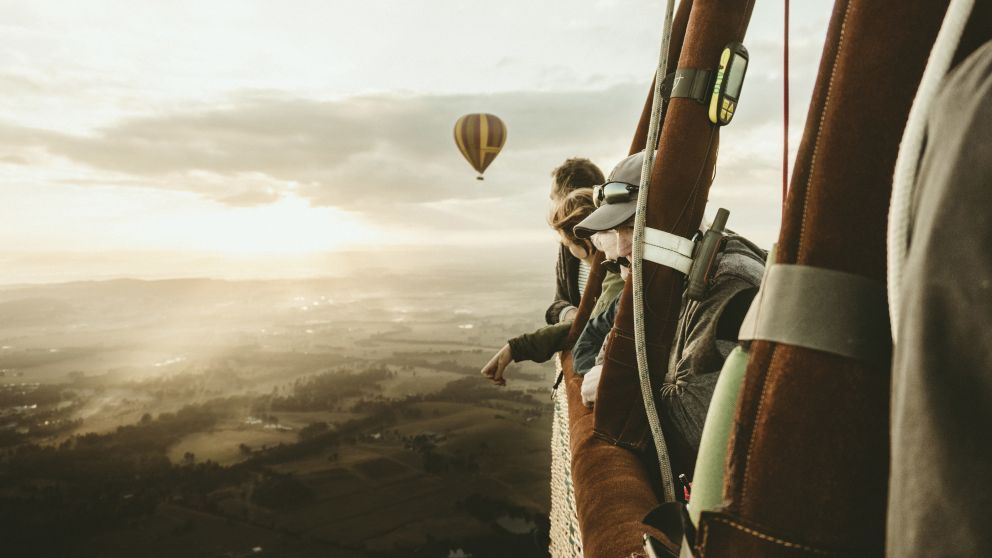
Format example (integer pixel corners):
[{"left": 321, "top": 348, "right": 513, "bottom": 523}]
[
  {"left": 643, "top": 533, "right": 675, "bottom": 558},
  {"left": 550, "top": 370, "right": 564, "bottom": 400},
  {"left": 686, "top": 208, "right": 729, "bottom": 301}
]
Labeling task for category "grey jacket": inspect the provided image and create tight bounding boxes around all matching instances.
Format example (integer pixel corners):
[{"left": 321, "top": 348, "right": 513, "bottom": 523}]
[
  {"left": 887, "top": 40, "right": 992, "bottom": 558},
  {"left": 574, "top": 235, "right": 765, "bottom": 459},
  {"left": 661, "top": 235, "right": 765, "bottom": 457}
]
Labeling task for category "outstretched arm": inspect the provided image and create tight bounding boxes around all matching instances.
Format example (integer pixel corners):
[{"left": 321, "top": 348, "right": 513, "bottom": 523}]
[{"left": 480, "top": 344, "right": 512, "bottom": 386}]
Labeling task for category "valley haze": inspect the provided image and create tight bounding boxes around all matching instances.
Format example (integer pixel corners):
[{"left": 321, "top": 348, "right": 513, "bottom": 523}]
[{"left": 0, "top": 261, "right": 559, "bottom": 557}]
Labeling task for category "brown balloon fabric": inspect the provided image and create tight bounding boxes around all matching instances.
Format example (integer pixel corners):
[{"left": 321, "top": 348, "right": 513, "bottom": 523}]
[
  {"left": 453, "top": 113, "right": 506, "bottom": 176},
  {"left": 692, "top": 1, "right": 950, "bottom": 556},
  {"left": 560, "top": 350, "right": 677, "bottom": 558}
]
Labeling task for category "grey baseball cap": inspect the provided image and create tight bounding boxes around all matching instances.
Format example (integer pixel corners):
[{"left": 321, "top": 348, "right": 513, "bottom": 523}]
[{"left": 573, "top": 150, "right": 648, "bottom": 239}]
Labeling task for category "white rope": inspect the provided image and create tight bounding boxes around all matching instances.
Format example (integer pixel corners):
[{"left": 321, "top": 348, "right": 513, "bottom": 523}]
[
  {"left": 633, "top": 0, "right": 678, "bottom": 503},
  {"left": 887, "top": 0, "right": 974, "bottom": 341}
]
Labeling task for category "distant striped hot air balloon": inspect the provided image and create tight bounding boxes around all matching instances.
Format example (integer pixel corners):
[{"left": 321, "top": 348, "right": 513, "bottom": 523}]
[{"left": 453, "top": 113, "right": 507, "bottom": 180}]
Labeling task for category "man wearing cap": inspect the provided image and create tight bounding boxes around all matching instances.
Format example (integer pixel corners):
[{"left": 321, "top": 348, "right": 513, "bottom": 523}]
[{"left": 571, "top": 150, "right": 766, "bottom": 462}]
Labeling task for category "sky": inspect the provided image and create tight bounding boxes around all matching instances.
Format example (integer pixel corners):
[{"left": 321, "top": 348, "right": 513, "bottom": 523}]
[{"left": 0, "top": 0, "right": 833, "bottom": 283}]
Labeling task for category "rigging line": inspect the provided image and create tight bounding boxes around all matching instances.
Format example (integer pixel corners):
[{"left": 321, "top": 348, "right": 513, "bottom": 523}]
[
  {"left": 784, "top": 0, "right": 790, "bottom": 207},
  {"left": 633, "top": 0, "right": 679, "bottom": 504}
]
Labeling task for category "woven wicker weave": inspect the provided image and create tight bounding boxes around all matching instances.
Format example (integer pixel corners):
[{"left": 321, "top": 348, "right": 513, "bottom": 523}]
[{"left": 549, "top": 357, "right": 583, "bottom": 558}]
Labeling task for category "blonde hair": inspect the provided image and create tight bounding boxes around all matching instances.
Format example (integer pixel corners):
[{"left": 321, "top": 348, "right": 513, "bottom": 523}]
[{"left": 549, "top": 188, "right": 596, "bottom": 255}]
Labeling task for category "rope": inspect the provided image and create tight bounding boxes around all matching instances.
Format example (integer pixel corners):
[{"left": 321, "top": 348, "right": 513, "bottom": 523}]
[
  {"left": 632, "top": 0, "right": 678, "bottom": 503},
  {"left": 887, "top": 0, "right": 974, "bottom": 341},
  {"left": 783, "top": 0, "right": 790, "bottom": 207}
]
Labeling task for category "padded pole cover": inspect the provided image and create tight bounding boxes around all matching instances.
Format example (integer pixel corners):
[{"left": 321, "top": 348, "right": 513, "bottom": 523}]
[
  {"left": 596, "top": 0, "right": 755, "bottom": 483},
  {"left": 694, "top": 1, "right": 950, "bottom": 556},
  {"left": 560, "top": 3, "right": 694, "bottom": 556}
]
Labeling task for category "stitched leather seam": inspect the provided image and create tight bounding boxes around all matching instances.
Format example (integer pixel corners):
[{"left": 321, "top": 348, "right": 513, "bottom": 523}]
[
  {"left": 740, "top": 344, "right": 780, "bottom": 503},
  {"left": 736, "top": 0, "right": 756, "bottom": 39},
  {"left": 740, "top": 2, "right": 854, "bottom": 501},
  {"left": 708, "top": 516, "right": 832, "bottom": 555},
  {"left": 798, "top": 0, "right": 852, "bottom": 262},
  {"left": 699, "top": 522, "right": 710, "bottom": 558}
]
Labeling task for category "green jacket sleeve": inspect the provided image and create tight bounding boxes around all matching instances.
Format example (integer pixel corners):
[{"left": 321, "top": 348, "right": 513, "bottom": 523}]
[
  {"left": 507, "top": 321, "right": 571, "bottom": 364},
  {"left": 508, "top": 270, "right": 626, "bottom": 364}
]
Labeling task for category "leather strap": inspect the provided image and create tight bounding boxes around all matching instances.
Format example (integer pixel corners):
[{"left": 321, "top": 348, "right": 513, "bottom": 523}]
[
  {"left": 739, "top": 264, "right": 890, "bottom": 363},
  {"left": 660, "top": 68, "right": 714, "bottom": 104}
]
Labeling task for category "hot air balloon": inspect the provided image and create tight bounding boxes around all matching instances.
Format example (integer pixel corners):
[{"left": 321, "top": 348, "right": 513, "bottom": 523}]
[{"left": 453, "top": 113, "right": 506, "bottom": 180}]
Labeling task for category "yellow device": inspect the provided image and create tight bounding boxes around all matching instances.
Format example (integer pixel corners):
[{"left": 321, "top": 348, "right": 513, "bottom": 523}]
[{"left": 709, "top": 42, "right": 749, "bottom": 125}]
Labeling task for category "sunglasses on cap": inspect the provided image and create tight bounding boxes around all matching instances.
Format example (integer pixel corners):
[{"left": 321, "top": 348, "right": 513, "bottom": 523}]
[
  {"left": 601, "top": 256, "right": 631, "bottom": 274},
  {"left": 593, "top": 181, "right": 639, "bottom": 208}
]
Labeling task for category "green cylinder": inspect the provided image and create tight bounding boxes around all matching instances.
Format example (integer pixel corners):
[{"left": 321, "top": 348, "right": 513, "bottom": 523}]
[{"left": 687, "top": 345, "right": 749, "bottom": 526}]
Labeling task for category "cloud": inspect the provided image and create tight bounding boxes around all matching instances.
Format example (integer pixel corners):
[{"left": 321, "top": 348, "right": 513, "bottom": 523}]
[
  {"left": 0, "top": 86, "right": 642, "bottom": 212},
  {"left": 0, "top": 79, "right": 790, "bottom": 239},
  {"left": 0, "top": 154, "right": 29, "bottom": 165},
  {"left": 0, "top": 72, "right": 47, "bottom": 95}
]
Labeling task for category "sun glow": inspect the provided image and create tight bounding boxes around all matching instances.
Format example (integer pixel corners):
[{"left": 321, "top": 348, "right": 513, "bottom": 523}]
[{"left": 175, "top": 195, "right": 384, "bottom": 255}]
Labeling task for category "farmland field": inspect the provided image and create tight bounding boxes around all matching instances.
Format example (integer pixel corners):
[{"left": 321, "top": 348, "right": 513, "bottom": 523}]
[{"left": 0, "top": 271, "right": 559, "bottom": 557}]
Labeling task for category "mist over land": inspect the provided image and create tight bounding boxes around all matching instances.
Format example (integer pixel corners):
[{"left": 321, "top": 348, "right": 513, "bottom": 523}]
[
  {"left": 0, "top": 258, "right": 559, "bottom": 557},
  {"left": 0, "top": 1, "right": 836, "bottom": 555}
]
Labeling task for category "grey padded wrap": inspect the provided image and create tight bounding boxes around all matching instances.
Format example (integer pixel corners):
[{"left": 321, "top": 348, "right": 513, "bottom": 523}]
[{"left": 738, "top": 264, "right": 890, "bottom": 363}]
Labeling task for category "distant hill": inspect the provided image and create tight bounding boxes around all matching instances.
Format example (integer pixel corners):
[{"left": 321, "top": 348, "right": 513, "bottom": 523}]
[{"left": 0, "top": 297, "right": 77, "bottom": 326}]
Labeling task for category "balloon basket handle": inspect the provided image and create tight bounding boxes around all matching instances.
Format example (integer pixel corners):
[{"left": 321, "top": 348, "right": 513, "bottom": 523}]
[{"left": 476, "top": 176, "right": 484, "bottom": 181}]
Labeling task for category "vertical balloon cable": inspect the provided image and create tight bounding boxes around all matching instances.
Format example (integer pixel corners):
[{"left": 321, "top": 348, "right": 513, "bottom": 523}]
[
  {"left": 633, "top": 0, "right": 679, "bottom": 504},
  {"left": 783, "top": 0, "right": 790, "bottom": 207}
]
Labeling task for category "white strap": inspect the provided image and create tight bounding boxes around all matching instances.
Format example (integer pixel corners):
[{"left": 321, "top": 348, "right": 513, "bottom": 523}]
[
  {"left": 643, "top": 243, "right": 694, "bottom": 274},
  {"left": 642, "top": 227, "right": 695, "bottom": 274},
  {"left": 644, "top": 226, "right": 696, "bottom": 258}
]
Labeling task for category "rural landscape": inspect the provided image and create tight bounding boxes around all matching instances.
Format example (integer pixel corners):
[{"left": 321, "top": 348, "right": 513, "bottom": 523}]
[{"left": 0, "top": 258, "right": 559, "bottom": 557}]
